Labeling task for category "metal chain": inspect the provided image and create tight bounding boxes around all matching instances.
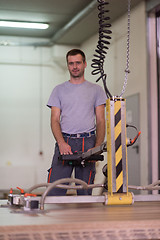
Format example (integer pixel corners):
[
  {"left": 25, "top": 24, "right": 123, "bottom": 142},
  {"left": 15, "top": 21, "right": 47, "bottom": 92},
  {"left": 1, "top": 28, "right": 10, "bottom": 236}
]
[{"left": 119, "top": 0, "right": 131, "bottom": 97}]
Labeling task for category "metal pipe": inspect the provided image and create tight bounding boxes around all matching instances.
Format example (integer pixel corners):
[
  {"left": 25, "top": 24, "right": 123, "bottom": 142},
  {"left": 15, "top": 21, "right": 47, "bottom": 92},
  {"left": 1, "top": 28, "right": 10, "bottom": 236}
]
[
  {"left": 50, "top": 0, "right": 97, "bottom": 44},
  {"left": 40, "top": 178, "right": 88, "bottom": 210}
]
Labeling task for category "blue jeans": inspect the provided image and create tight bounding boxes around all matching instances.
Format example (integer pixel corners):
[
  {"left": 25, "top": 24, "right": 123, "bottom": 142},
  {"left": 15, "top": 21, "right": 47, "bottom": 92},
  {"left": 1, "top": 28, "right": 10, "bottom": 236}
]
[{"left": 47, "top": 135, "right": 96, "bottom": 196}]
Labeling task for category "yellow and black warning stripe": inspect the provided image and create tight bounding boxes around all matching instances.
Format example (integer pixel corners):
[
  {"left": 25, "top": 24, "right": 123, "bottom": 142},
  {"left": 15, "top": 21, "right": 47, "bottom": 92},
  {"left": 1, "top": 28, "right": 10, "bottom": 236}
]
[{"left": 114, "top": 100, "right": 123, "bottom": 193}]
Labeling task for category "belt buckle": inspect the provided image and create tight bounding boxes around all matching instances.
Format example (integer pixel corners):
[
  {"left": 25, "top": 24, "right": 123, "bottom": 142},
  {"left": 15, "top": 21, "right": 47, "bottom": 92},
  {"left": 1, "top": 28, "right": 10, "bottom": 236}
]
[
  {"left": 88, "top": 132, "right": 91, "bottom": 137},
  {"left": 77, "top": 133, "right": 81, "bottom": 138}
]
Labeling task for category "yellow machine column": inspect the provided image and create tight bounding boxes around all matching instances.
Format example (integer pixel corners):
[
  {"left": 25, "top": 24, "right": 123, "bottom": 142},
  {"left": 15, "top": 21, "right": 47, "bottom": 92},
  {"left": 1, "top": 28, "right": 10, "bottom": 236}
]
[{"left": 106, "top": 97, "right": 133, "bottom": 205}]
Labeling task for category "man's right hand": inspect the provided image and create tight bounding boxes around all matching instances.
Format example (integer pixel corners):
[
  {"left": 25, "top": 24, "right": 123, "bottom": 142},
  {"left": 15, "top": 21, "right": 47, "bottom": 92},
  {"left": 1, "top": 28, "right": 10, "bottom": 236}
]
[{"left": 58, "top": 141, "right": 73, "bottom": 155}]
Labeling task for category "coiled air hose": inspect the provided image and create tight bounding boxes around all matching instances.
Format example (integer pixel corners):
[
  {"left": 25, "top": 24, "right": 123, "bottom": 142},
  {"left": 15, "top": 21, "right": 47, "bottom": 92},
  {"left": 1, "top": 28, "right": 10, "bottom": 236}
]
[
  {"left": 92, "top": 0, "right": 131, "bottom": 98},
  {"left": 91, "top": 0, "right": 112, "bottom": 98}
]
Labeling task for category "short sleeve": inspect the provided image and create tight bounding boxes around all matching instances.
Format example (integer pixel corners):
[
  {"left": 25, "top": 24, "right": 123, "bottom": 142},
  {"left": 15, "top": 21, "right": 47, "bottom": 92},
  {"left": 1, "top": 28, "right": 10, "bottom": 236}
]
[{"left": 47, "top": 86, "right": 61, "bottom": 109}]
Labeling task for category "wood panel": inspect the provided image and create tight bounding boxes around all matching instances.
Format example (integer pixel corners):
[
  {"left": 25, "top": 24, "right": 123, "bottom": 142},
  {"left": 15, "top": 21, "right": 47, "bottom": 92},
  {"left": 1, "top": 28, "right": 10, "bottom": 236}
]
[{"left": 0, "top": 200, "right": 160, "bottom": 239}]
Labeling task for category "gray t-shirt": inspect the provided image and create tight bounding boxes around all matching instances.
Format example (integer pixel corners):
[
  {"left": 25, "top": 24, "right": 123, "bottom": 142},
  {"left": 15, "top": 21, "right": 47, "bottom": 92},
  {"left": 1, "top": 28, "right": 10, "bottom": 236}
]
[{"left": 47, "top": 80, "right": 106, "bottom": 134}]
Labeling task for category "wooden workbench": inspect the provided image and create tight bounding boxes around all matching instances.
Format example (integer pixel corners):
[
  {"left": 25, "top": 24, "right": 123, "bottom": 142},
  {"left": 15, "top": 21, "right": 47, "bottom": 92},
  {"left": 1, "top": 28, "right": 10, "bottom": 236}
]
[{"left": 0, "top": 200, "right": 160, "bottom": 239}]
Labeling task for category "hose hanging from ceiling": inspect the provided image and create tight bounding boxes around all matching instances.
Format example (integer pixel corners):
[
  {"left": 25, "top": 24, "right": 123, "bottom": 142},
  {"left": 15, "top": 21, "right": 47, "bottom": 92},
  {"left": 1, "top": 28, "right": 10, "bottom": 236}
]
[{"left": 91, "top": 0, "right": 112, "bottom": 98}]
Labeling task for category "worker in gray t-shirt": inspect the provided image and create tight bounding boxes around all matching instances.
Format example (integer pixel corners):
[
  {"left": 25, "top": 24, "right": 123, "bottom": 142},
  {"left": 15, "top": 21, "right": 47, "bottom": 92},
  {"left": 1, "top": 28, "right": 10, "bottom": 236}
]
[{"left": 47, "top": 49, "right": 106, "bottom": 196}]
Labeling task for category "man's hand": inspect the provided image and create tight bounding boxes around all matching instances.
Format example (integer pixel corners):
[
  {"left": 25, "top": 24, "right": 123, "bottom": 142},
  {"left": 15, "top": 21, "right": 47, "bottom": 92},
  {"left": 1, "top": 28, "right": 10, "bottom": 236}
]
[{"left": 58, "top": 141, "right": 73, "bottom": 155}]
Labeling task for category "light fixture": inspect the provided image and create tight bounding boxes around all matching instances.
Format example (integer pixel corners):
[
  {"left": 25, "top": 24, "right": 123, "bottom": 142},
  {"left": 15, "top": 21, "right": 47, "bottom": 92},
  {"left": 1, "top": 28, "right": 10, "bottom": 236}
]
[{"left": 0, "top": 21, "right": 49, "bottom": 30}]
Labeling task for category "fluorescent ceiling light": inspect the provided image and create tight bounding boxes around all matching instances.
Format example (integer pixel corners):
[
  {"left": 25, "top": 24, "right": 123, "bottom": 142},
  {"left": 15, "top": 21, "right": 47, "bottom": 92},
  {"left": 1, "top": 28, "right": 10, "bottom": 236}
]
[{"left": 0, "top": 21, "right": 49, "bottom": 29}]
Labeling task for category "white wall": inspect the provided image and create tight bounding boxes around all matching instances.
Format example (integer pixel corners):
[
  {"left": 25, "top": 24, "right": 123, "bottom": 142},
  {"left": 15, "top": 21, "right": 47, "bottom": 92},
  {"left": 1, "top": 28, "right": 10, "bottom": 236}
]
[
  {"left": 0, "top": 41, "right": 66, "bottom": 189},
  {"left": 0, "top": 1, "right": 149, "bottom": 192}
]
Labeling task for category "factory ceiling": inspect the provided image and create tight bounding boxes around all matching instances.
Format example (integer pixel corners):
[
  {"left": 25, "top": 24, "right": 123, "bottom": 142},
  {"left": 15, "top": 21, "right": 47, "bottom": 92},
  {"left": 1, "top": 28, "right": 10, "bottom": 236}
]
[{"left": 0, "top": 0, "right": 144, "bottom": 46}]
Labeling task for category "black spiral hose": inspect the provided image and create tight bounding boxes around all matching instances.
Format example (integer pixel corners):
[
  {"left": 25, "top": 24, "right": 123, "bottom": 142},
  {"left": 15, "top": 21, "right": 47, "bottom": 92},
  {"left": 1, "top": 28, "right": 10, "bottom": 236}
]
[{"left": 91, "top": 0, "right": 112, "bottom": 98}]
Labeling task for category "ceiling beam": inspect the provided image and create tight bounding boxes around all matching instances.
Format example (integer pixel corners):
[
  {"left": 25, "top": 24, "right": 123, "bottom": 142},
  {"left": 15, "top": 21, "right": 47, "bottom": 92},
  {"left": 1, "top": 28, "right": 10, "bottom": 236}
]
[{"left": 50, "top": 0, "right": 97, "bottom": 45}]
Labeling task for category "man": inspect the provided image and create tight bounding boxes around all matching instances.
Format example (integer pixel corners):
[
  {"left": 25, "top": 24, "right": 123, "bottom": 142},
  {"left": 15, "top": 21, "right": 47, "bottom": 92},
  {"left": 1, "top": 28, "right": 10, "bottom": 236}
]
[{"left": 47, "top": 49, "right": 106, "bottom": 195}]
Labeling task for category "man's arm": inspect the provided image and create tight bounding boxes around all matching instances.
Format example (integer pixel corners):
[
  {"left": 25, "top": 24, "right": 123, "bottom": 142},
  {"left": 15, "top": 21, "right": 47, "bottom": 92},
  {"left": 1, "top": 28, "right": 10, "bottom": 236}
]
[
  {"left": 95, "top": 104, "right": 105, "bottom": 147},
  {"left": 50, "top": 106, "right": 73, "bottom": 155}
]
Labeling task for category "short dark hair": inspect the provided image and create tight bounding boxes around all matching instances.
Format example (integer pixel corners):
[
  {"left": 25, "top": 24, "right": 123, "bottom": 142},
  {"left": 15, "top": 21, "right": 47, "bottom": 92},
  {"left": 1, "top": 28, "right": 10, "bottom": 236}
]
[{"left": 66, "top": 49, "right": 86, "bottom": 63}]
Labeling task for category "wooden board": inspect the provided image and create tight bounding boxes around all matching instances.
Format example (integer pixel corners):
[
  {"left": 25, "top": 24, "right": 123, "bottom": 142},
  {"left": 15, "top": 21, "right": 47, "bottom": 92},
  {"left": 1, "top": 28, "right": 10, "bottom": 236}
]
[{"left": 0, "top": 200, "right": 160, "bottom": 239}]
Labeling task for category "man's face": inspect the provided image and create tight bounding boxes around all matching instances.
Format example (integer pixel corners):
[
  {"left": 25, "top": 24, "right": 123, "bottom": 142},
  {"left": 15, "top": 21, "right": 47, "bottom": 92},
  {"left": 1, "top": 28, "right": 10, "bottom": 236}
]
[{"left": 67, "top": 54, "right": 87, "bottom": 78}]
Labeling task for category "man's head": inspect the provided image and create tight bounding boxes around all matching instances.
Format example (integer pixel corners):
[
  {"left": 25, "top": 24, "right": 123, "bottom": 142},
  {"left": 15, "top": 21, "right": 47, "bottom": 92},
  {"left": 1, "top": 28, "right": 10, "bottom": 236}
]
[
  {"left": 66, "top": 49, "right": 87, "bottom": 80},
  {"left": 66, "top": 49, "right": 86, "bottom": 63}
]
